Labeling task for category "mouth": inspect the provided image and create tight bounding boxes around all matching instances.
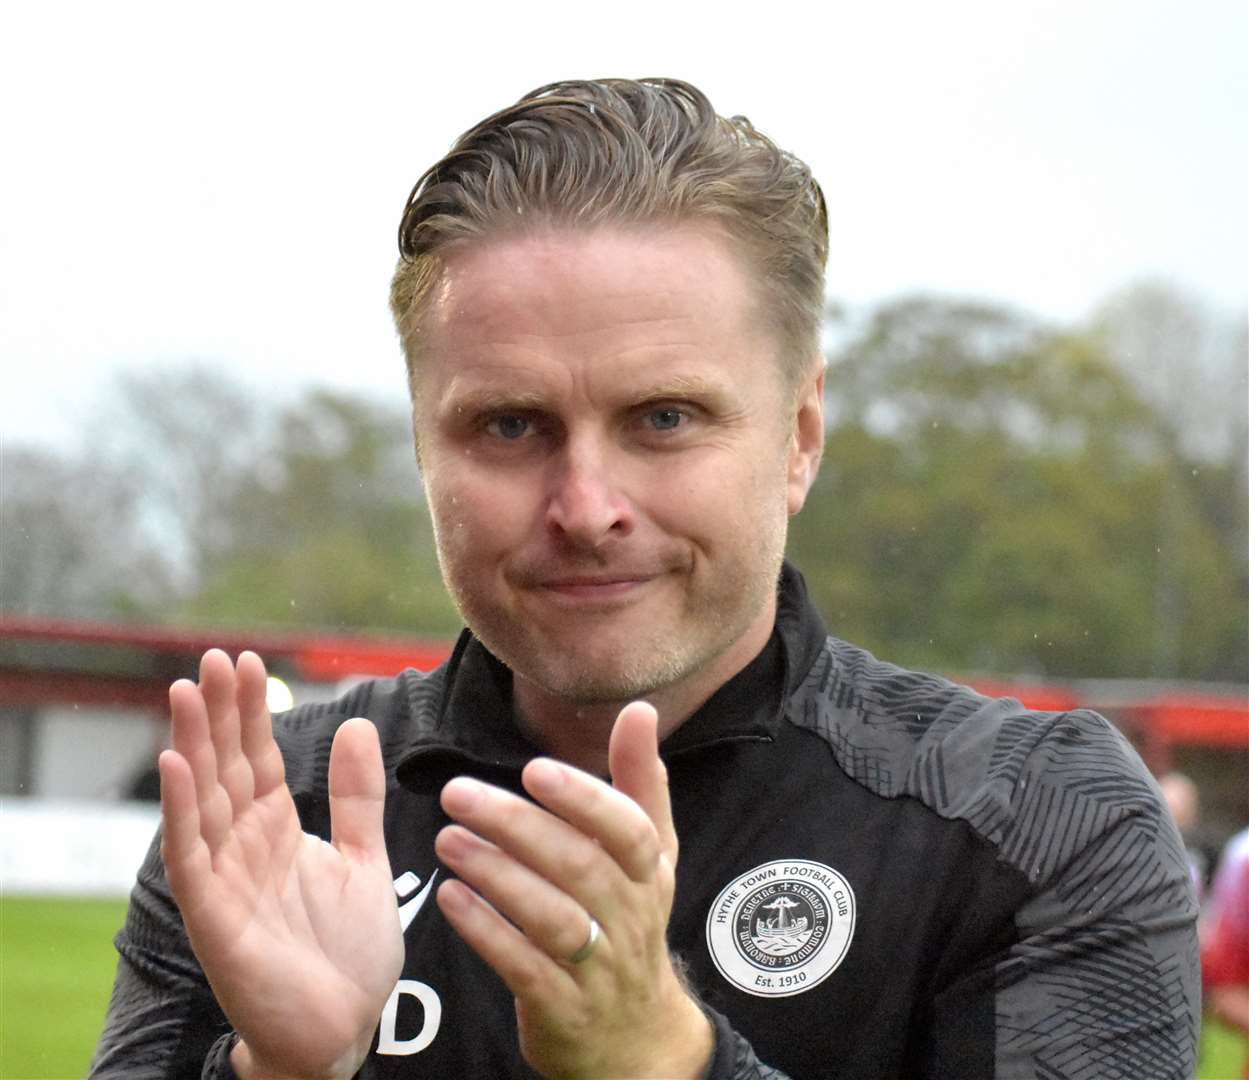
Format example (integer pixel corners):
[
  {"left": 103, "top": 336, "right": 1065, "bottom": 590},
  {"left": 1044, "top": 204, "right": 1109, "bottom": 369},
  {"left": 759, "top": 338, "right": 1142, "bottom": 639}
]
[
  {"left": 540, "top": 575, "right": 652, "bottom": 597},
  {"left": 524, "top": 569, "right": 665, "bottom": 606}
]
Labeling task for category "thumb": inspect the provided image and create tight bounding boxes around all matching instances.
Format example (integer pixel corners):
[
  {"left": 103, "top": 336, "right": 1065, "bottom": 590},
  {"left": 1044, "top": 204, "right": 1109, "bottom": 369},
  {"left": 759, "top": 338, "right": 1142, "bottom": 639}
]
[
  {"left": 328, "top": 717, "right": 387, "bottom": 858},
  {"left": 609, "top": 701, "right": 677, "bottom": 863}
]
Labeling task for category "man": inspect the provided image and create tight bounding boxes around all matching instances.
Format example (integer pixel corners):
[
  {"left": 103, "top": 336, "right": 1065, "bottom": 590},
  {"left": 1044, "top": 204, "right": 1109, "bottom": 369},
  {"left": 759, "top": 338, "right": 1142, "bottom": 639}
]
[
  {"left": 92, "top": 78, "right": 1198, "bottom": 1079},
  {"left": 1159, "top": 770, "right": 1207, "bottom": 900}
]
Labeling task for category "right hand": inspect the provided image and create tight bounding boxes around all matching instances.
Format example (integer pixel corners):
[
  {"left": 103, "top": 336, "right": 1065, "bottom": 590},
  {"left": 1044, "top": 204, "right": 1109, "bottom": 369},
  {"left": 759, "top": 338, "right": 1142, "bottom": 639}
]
[{"left": 159, "top": 649, "right": 403, "bottom": 1080}]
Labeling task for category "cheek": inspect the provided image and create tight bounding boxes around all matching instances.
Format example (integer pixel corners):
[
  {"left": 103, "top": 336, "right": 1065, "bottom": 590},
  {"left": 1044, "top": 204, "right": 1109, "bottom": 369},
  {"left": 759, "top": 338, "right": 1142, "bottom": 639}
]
[
  {"left": 644, "top": 453, "right": 780, "bottom": 537},
  {"left": 427, "top": 470, "right": 531, "bottom": 555}
]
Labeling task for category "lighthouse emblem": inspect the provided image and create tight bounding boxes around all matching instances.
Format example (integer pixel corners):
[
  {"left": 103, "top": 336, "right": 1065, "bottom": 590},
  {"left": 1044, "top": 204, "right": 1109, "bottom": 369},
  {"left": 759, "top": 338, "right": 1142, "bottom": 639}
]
[{"left": 706, "top": 859, "right": 855, "bottom": 998}]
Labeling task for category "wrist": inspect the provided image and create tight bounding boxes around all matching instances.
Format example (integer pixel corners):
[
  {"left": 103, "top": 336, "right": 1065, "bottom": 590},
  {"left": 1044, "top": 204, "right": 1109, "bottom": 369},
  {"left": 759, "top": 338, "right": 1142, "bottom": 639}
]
[
  {"left": 228, "top": 1037, "right": 367, "bottom": 1080},
  {"left": 642, "top": 993, "right": 714, "bottom": 1080},
  {"left": 229, "top": 1038, "right": 295, "bottom": 1080},
  {"left": 228, "top": 1038, "right": 275, "bottom": 1080}
]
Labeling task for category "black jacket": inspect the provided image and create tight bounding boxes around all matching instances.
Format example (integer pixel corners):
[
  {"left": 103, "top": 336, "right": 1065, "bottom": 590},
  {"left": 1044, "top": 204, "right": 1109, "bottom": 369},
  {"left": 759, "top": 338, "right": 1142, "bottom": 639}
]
[{"left": 92, "top": 565, "right": 1199, "bottom": 1078}]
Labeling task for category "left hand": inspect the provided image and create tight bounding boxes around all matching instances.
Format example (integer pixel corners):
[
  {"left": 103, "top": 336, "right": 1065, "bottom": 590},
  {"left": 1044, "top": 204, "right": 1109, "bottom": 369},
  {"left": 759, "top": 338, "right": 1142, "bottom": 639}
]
[{"left": 434, "top": 701, "right": 713, "bottom": 1080}]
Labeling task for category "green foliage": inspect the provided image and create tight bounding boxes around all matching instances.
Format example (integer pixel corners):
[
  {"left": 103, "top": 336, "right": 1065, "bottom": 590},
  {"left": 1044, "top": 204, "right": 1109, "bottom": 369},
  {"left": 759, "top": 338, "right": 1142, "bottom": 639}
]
[
  {"left": 0, "top": 896, "right": 128, "bottom": 1079},
  {"left": 792, "top": 295, "right": 1247, "bottom": 680},
  {"left": 0, "top": 448, "right": 176, "bottom": 619},
  {"left": 181, "top": 388, "right": 462, "bottom": 636}
]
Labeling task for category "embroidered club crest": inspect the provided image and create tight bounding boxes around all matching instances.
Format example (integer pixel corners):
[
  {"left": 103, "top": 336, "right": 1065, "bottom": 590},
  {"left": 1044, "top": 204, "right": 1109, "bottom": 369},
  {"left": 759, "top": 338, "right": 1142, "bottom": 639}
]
[{"left": 706, "top": 859, "right": 855, "bottom": 997}]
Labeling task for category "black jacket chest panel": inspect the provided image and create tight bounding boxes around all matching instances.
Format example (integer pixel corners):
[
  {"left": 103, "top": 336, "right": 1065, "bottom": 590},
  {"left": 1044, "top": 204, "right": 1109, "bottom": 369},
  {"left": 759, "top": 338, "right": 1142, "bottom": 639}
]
[
  {"left": 370, "top": 778, "right": 531, "bottom": 1078},
  {"left": 664, "top": 722, "right": 1026, "bottom": 1079},
  {"left": 361, "top": 719, "right": 1029, "bottom": 1079}
]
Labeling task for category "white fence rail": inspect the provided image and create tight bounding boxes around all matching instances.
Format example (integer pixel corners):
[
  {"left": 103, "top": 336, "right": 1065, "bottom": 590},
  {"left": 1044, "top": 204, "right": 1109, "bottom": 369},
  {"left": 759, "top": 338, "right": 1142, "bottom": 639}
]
[{"left": 1, "top": 799, "right": 160, "bottom": 897}]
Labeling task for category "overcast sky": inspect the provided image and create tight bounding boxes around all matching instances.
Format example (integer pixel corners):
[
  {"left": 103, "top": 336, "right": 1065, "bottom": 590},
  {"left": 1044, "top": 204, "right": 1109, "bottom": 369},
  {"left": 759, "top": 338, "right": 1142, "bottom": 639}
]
[{"left": 2, "top": 0, "right": 1245, "bottom": 454}]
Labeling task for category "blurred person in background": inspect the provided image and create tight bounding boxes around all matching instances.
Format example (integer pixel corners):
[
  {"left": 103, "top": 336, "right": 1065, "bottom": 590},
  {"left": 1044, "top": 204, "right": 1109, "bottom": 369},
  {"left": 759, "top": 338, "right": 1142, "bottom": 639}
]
[
  {"left": 1160, "top": 770, "right": 1208, "bottom": 900},
  {"left": 1203, "top": 826, "right": 1249, "bottom": 1077},
  {"left": 90, "top": 78, "right": 1199, "bottom": 1080}
]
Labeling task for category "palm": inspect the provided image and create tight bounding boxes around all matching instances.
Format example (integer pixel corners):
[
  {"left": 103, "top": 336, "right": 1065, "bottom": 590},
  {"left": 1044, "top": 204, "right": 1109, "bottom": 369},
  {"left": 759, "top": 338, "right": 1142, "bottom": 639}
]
[{"left": 160, "top": 650, "right": 402, "bottom": 1079}]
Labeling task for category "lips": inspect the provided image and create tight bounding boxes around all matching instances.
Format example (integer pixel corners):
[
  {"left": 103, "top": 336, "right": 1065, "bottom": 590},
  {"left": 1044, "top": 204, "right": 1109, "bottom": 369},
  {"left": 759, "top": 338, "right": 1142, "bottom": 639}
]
[
  {"left": 542, "top": 575, "right": 650, "bottom": 588},
  {"left": 539, "top": 575, "right": 653, "bottom": 598},
  {"left": 515, "top": 566, "right": 667, "bottom": 605}
]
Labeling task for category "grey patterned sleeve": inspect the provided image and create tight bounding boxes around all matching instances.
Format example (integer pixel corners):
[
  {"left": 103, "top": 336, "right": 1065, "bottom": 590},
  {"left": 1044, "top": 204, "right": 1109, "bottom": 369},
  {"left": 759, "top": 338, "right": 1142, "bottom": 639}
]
[
  {"left": 701, "top": 1006, "right": 794, "bottom": 1080},
  {"left": 88, "top": 830, "right": 235, "bottom": 1079},
  {"left": 981, "top": 709, "right": 1199, "bottom": 1079},
  {"left": 796, "top": 640, "right": 1200, "bottom": 1078}
]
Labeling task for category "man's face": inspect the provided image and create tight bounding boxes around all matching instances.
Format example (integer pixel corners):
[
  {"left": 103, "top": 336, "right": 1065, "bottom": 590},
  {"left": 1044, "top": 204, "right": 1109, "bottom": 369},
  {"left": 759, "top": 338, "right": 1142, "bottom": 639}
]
[{"left": 414, "top": 223, "right": 822, "bottom": 708}]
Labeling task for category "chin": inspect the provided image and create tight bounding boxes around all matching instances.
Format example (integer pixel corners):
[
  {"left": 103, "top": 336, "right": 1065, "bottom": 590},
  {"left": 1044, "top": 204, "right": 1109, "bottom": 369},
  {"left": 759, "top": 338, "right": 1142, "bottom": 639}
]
[
  {"left": 507, "top": 651, "right": 669, "bottom": 704},
  {"left": 505, "top": 629, "right": 725, "bottom": 706}
]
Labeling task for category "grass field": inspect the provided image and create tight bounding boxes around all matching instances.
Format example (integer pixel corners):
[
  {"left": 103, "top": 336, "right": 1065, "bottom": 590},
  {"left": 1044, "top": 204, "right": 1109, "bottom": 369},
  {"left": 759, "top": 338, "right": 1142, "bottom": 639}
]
[
  {"left": 1, "top": 896, "right": 126, "bottom": 1079},
  {"left": 1, "top": 895, "right": 1246, "bottom": 1079},
  {"left": 1201, "top": 1016, "right": 1248, "bottom": 1080}
]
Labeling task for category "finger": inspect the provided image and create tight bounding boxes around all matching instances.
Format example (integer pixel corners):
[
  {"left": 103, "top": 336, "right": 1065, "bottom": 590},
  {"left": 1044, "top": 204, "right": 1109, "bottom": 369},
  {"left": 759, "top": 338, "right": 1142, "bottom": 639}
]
[
  {"left": 169, "top": 669, "right": 233, "bottom": 853},
  {"left": 435, "top": 824, "right": 591, "bottom": 960},
  {"left": 158, "top": 749, "right": 212, "bottom": 907},
  {"left": 169, "top": 674, "right": 216, "bottom": 794},
  {"left": 608, "top": 701, "right": 678, "bottom": 864},
  {"left": 444, "top": 775, "right": 646, "bottom": 902},
  {"left": 235, "top": 651, "right": 285, "bottom": 797},
  {"left": 202, "top": 650, "right": 245, "bottom": 786},
  {"left": 436, "top": 878, "right": 579, "bottom": 1004},
  {"left": 520, "top": 760, "right": 662, "bottom": 882},
  {"left": 328, "top": 717, "right": 386, "bottom": 859}
]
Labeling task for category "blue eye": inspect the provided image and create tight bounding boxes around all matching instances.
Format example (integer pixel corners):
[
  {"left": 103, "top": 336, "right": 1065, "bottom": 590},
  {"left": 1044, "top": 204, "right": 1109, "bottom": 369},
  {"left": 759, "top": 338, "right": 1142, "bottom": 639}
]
[
  {"left": 487, "top": 414, "right": 530, "bottom": 440},
  {"left": 649, "top": 408, "right": 685, "bottom": 431}
]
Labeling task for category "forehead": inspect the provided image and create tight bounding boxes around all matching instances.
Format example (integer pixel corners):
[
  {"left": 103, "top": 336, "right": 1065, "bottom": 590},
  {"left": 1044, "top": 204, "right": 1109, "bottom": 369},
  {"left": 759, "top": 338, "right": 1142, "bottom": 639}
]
[{"left": 416, "top": 223, "right": 776, "bottom": 388}]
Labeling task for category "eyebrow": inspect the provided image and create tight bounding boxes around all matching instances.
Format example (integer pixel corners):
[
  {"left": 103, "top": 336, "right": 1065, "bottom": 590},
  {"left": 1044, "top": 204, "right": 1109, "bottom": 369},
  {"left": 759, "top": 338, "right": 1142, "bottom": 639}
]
[
  {"left": 628, "top": 373, "right": 730, "bottom": 402},
  {"left": 439, "top": 386, "right": 551, "bottom": 417},
  {"left": 435, "top": 367, "right": 737, "bottom": 428}
]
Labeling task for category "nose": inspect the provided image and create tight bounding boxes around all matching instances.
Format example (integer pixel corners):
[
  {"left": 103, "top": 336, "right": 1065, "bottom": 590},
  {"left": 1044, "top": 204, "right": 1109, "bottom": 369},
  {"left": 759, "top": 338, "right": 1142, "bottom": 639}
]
[{"left": 544, "top": 437, "right": 633, "bottom": 550}]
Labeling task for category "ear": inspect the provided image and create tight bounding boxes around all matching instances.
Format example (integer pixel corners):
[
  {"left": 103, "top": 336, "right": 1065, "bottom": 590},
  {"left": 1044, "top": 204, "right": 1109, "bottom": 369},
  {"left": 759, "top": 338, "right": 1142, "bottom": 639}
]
[{"left": 786, "top": 359, "right": 825, "bottom": 516}]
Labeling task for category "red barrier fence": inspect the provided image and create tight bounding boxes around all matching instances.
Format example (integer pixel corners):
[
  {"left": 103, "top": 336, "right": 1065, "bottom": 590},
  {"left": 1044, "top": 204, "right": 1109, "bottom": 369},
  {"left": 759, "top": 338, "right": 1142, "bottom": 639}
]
[{"left": 2, "top": 615, "right": 1245, "bottom": 749}]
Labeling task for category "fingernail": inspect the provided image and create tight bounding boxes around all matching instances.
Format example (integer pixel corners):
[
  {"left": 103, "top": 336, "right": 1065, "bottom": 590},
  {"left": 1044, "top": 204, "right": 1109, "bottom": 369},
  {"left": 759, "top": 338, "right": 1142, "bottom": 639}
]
[
  {"left": 435, "top": 825, "right": 468, "bottom": 860},
  {"left": 437, "top": 878, "right": 472, "bottom": 913},
  {"left": 441, "top": 777, "right": 484, "bottom": 813},
  {"left": 526, "top": 758, "right": 564, "bottom": 794}
]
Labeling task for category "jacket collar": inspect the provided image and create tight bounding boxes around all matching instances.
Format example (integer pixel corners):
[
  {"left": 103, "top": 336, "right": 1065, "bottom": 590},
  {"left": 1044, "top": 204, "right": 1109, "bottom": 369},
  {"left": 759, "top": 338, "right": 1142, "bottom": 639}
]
[{"left": 394, "top": 561, "right": 827, "bottom": 796}]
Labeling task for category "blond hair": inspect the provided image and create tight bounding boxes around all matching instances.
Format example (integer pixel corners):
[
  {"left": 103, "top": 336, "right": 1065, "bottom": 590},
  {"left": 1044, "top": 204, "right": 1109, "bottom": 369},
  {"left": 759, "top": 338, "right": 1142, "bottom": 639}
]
[{"left": 389, "top": 77, "right": 828, "bottom": 391}]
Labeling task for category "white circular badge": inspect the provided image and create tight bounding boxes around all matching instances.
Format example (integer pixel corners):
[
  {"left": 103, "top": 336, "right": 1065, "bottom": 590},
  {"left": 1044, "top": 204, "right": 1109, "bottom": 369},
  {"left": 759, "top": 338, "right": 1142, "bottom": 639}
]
[{"left": 706, "top": 859, "right": 856, "bottom": 998}]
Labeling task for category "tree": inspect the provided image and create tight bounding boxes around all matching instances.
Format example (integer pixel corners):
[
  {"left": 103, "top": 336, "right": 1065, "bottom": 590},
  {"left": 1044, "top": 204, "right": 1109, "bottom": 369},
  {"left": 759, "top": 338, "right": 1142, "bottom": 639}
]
[
  {"left": 1091, "top": 281, "right": 1246, "bottom": 465},
  {"left": 4, "top": 365, "right": 460, "bottom": 637},
  {"left": 0, "top": 445, "right": 176, "bottom": 618},
  {"left": 790, "top": 295, "right": 1246, "bottom": 681},
  {"left": 1090, "top": 284, "right": 1249, "bottom": 677},
  {"left": 181, "top": 387, "right": 461, "bottom": 636},
  {"left": 84, "top": 362, "right": 267, "bottom": 583}
]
